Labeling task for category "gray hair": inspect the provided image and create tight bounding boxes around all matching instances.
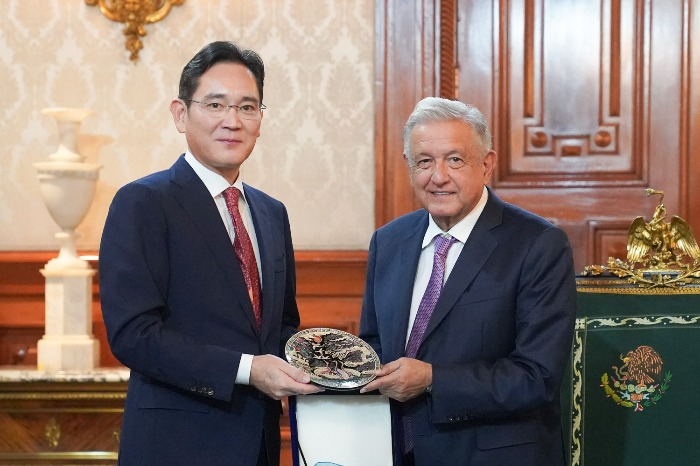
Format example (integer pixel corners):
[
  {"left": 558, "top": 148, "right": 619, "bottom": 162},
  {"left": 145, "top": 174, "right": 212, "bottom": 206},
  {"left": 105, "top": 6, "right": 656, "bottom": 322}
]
[{"left": 403, "top": 97, "right": 492, "bottom": 160}]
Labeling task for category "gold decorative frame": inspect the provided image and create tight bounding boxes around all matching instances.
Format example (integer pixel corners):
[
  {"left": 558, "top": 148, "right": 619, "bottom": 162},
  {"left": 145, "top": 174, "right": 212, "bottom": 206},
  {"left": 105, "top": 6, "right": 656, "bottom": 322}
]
[{"left": 85, "top": 0, "right": 185, "bottom": 62}]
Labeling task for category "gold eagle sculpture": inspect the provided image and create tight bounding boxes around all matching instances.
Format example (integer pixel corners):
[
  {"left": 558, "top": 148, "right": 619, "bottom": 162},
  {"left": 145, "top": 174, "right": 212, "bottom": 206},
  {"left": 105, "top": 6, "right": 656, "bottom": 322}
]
[
  {"left": 626, "top": 189, "right": 700, "bottom": 267},
  {"left": 583, "top": 188, "right": 700, "bottom": 288}
]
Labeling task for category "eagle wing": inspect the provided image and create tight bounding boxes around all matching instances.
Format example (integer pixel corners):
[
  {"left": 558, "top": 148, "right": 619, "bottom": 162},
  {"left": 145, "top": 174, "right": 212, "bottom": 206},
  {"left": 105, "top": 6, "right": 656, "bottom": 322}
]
[
  {"left": 670, "top": 216, "right": 700, "bottom": 260},
  {"left": 631, "top": 346, "right": 664, "bottom": 379},
  {"left": 627, "top": 216, "right": 652, "bottom": 262}
]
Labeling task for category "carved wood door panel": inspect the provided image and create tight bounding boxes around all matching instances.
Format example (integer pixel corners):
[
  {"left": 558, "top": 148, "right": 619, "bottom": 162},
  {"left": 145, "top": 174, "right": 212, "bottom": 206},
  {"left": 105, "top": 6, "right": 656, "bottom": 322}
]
[{"left": 375, "top": 0, "right": 700, "bottom": 272}]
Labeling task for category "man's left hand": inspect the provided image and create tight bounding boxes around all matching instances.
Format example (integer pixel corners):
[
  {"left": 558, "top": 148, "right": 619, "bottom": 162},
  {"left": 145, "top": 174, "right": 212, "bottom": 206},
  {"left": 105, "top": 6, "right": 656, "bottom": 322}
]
[{"left": 359, "top": 357, "right": 432, "bottom": 402}]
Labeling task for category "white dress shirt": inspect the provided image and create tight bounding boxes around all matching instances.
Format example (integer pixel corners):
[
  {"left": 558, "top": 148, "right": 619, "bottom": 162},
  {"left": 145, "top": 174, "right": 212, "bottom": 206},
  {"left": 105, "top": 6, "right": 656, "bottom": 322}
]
[
  {"left": 184, "top": 151, "right": 257, "bottom": 384},
  {"left": 405, "top": 186, "right": 489, "bottom": 347}
]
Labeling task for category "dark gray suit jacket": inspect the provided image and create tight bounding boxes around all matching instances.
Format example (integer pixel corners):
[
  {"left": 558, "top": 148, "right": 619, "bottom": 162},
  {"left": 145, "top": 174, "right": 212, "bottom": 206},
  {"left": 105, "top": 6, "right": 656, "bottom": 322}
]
[
  {"left": 359, "top": 189, "right": 576, "bottom": 465},
  {"left": 99, "top": 155, "right": 299, "bottom": 466}
]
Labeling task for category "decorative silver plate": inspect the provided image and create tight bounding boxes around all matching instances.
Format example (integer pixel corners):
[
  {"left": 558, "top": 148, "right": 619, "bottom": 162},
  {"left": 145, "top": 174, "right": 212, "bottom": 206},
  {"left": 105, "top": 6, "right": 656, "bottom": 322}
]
[{"left": 285, "top": 328, "right": 380, "bottom": 390}]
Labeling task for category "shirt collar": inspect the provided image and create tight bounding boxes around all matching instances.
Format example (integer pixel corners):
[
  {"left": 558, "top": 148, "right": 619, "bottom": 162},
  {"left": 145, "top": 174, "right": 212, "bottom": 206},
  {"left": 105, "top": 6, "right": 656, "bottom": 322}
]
[
  {"left": 184, "top": 150, "right": 247, "bottom": 201},
  {"left": 422, "top": 186, "right": 489, "bottom": 247}
]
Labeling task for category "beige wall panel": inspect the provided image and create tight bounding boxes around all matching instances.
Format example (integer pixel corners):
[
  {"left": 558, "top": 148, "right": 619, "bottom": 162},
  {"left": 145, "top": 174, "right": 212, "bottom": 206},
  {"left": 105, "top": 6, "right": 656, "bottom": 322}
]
[{"left": 0, "top": 0, "right": 375, "bottom": 252}]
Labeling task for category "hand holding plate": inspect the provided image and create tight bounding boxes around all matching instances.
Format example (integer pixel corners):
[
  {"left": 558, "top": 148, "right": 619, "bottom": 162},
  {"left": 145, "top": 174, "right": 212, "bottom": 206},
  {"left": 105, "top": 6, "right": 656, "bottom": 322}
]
[
  {"left": 359, "top": 357, "right": 432, "bottom": 402},
  {"left": 250, "top": 354, "right": 325, "bottom": 400}
]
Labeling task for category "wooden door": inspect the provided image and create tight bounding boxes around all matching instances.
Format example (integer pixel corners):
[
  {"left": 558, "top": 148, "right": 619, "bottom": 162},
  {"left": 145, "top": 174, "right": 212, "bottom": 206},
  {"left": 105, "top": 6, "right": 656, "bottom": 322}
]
[{"left": 376, "top": 0, "right": 700, "bottom": 272}]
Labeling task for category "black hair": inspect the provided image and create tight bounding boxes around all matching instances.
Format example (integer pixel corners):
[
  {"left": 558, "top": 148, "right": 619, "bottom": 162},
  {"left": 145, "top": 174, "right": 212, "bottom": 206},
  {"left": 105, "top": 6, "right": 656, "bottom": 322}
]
[{"left": 178, "top": 41, "right": 265, "bottom": 106}]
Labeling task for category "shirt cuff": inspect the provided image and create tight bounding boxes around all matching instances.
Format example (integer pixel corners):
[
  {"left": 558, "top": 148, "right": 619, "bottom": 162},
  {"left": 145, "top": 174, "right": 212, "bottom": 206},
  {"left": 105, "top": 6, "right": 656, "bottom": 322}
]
[{"left": 235, "top": 353, "right": 253, "bottom": 385}]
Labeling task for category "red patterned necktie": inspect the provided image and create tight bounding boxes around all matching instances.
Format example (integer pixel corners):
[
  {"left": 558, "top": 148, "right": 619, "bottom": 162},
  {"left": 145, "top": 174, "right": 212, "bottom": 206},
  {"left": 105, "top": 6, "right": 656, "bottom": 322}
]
[
  {"left": 401, "top": 234, "right": 457, "bottom": 453},
  {"left": 223, "top": 187, "right": 262, "bottom": 331}
]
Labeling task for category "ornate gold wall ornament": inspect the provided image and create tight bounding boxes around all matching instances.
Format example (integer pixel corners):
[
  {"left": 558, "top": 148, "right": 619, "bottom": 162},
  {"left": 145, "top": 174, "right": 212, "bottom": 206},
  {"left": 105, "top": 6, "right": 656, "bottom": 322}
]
[
  {"left": 85, "top": 0, "right": 185, "bottom": 62},
  {"left": 582, "top": 189, "right": 700, "bottom": 288}
]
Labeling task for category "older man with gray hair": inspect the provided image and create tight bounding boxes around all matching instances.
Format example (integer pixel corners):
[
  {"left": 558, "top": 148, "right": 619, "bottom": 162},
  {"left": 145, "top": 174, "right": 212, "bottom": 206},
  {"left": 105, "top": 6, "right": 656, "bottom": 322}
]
[{"left": 359, "top": 97, "right": 576, "bottom": 466}]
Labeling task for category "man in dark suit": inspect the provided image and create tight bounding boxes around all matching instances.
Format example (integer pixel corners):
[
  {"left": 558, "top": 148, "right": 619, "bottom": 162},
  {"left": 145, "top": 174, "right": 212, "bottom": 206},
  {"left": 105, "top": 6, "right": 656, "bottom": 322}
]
[
  {"left": 99, "top": 41, "right": 321, "bottom": 466},
  {"left": 359, "top": 97, "right": 576, "bottom": 465}
]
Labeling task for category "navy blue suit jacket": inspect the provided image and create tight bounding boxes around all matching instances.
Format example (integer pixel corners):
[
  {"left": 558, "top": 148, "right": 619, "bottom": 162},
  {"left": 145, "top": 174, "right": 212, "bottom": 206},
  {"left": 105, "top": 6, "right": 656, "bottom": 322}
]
[
  {"left": 359, "top": 189, "right": 576, "bottom": 466},
  {"left": 99, "top": 155, "right": 299, "bottom": 466}
]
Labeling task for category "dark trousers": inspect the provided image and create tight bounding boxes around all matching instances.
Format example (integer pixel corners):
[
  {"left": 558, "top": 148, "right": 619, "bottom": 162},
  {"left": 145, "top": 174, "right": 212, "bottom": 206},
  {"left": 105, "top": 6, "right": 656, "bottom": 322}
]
[{"left": 257, "top": 430, "right": 270, "bottom": 466}]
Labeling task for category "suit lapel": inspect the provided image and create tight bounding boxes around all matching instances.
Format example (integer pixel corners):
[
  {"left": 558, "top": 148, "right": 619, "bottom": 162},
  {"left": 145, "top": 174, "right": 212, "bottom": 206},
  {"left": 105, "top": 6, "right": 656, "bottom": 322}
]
[
  {"left": 387, "top": 213, "right": 427, "bottom": 362},
  {"left": 419, "top": 192, "right": 503, "bottom": 351},
  {"left": 169, "top": 157, "right": 260, "bottom": 335}
]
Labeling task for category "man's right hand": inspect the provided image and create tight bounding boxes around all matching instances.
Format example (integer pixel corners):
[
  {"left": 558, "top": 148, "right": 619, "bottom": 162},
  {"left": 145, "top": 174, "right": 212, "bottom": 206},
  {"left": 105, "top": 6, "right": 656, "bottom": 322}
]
[{"left": 249, "top": 354, "right": 324, "bottom": 400}]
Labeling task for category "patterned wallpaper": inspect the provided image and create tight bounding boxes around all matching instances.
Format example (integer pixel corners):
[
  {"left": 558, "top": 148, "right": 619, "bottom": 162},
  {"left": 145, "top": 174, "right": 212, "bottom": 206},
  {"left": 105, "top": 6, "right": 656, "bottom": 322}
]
[{"left": 0, "top": 0, "right": 374, "bottom": 251}]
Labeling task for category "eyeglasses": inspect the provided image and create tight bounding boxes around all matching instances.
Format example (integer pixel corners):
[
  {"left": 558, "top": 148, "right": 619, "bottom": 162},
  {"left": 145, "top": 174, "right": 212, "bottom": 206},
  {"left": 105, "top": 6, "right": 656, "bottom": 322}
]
[{"left": 184, "top": 99, "right": 266, "bottom": 120}]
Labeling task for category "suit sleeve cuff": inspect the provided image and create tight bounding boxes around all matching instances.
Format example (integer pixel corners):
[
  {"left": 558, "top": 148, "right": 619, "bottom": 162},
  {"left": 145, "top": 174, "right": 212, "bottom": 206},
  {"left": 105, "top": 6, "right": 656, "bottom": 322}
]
[{"left": 235, "top": 353, "right": 253, "bottom": 385}]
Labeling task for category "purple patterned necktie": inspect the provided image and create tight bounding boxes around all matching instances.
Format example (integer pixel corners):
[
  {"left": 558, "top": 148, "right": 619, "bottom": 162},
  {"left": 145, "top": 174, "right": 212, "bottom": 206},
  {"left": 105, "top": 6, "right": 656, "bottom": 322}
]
[
  {"left": 401, "top": 234, "right": 457, "bottom": 454},
  {"left": 405, "top": 234, "right": 457, "bottom": 358}
]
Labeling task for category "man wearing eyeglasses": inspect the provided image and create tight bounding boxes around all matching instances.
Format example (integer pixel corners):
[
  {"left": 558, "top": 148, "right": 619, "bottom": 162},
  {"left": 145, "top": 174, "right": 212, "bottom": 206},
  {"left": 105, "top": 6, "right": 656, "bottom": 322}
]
[{"left": 99, "top": 41, "right": 321, "bottom": 466}]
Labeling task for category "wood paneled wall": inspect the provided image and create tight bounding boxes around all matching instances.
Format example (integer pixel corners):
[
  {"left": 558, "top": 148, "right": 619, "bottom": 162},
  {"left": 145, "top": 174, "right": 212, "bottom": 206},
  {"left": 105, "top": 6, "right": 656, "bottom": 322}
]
[
  {"left": 0, "top": 251, "right": 366, "bottom": 366},
  {"left": 376, "top": 0, "right": 700, "bottom": 272},
  {"left": 3, "top": 0, "right": 700, "bottom": 361}
]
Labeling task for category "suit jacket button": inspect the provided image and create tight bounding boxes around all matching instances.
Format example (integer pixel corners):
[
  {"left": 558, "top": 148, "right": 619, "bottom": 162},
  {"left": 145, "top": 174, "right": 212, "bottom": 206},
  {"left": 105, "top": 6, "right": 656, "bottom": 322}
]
[
  {"left": 448, "top": 416, "right": 454, "bottom": 422},
  {"left": 190, "top": 386, "right": 197, "bottom": 392},
  {"left": 207, "top": 389, "right": 214, "bottom": 396}
]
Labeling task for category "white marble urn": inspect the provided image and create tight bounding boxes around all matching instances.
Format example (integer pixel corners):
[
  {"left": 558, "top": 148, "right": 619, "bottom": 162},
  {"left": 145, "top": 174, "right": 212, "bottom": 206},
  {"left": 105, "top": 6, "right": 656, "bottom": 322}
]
[
  {"left": 34, "top": 108, "right": 102, "bottom": 271},
  {"left": 34, "top": 107, "right": 102, "bottom": 371}
]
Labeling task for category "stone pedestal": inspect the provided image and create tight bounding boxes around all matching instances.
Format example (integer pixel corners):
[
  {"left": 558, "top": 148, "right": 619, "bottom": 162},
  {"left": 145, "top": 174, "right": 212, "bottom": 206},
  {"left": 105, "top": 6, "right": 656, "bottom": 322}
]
[{"left": 36, "top": 268, "right": 99, "bottom": 371}]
